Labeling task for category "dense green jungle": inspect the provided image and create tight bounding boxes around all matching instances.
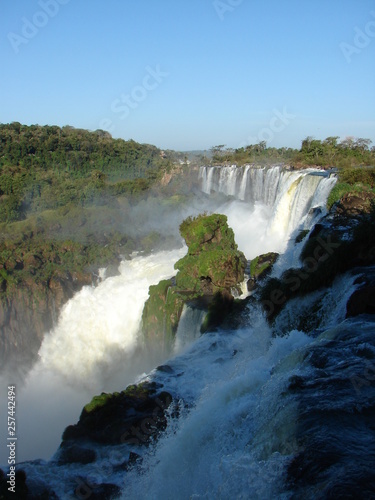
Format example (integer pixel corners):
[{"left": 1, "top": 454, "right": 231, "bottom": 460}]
[{"left": 0, "top": 122, "right": 374, "bottom": 304}]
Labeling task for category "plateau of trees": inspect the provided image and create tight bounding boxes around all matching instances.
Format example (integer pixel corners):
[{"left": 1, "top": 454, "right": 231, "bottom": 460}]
[
  {"left": 0, "top": 122, "right": 171, "bottom": 222},
  {"left": 210, "top": 136, "right": 375, "bottom": 168}
]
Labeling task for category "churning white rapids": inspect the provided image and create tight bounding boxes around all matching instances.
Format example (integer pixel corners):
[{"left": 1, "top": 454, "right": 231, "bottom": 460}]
[
  {"left": 0, "top": 248, "right": 187, "bottom": 464},
  {"left": 4, "top": 165, "right": 371, "bottom": 499}
]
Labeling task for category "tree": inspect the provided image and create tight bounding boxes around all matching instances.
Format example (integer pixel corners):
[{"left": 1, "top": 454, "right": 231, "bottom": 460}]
[
  {"left": 354, "top": 138, "right": 372, "bottom": 151},
  {"left": 323, "top": 136, "right": 339, "bottom": 147}
]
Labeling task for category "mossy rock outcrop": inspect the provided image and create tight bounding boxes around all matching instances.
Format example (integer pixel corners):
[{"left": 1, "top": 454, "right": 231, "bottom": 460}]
[
  {"left": 61, "top": 381, "right": 172, "bottom": 446},
  {"left": 247, "top": 252, "right": 279, "bottom": 292},
  {"left": 141, "top": 278, "right": 185, "bottom": 350},
  {"left": 142, "top": 213, "right": 246, "bottom": 346},
  {"left": 175, "top": 214, "right": 246, "bottom": 294}
]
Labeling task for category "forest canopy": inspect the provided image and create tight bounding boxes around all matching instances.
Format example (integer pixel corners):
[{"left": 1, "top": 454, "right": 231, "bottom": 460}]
[
  {"left": 210, "top": 136, "right": 375, "bottom": 167},
  {"left": 0, "top": 122, "right": 171, "bottom": 222}
]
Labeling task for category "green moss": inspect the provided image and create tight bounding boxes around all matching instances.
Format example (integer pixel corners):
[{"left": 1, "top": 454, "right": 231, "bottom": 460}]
[
  {"left": 249, "top": 252, "right": 278, "bottom": 280},
  {"left": 84, "top": 392, "right": 113, "bottom": 413},
  {"left": 142, "top": 213, "right": 246, "bottom": 345},
  {"left": 179, "top": 213, "right": 238, "bottom": 255},
  {"left": 295, "top": 229, "right": 310, "bottom": 244},
  {"left": 122, "top": 381, "right": 153, "bottom": 398},
  {"left": 83, "top": 382, "right": 157, "bottom": 415},
  {"left": 327, "top": 167, "right": 375, "bottom": 209},
  {"left": 142, "top": 279, "right": 185, "bottom": 349},
  {"left": 176, "top": 214, "right": 245, "bottom": 294},
  {"left": 327, "top": 182, "right": 355, "bottom": 209}
]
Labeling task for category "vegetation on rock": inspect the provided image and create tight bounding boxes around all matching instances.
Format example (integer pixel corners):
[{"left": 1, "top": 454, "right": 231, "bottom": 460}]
[
  {"left": 327, "top": 167, "right": 375, "bottom": 210},
  {"left": 0, "top": 123, "right": 194, "bottom": 369},
  {"left": 259, "top": 201, "right": 375, "bottom": 321},
  {"left": 176, "top": 214, "right": 246, "bottom": 294},
  {"left": 142, "top": 213, "right": 246, "bottom": 345},
  {"left": 249, "top": 252, "right": 279, "bottom": 281},
  {"left": 62, "top": 381, "right": 173, "bottom": 446}
]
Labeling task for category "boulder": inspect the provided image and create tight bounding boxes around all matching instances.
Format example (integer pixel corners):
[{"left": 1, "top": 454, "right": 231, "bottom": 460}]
[
  {"left": 247, "top": 252, "right": 279, "bottom": 292},
  {"left": 0, "top": 468, "right": 28, "bottom": 499},
  {"left": 61, "top": 381, "right": 173, "bottom": 446},
  {"left": 73, "top": 481, "right": 121, "bottom": 500}
]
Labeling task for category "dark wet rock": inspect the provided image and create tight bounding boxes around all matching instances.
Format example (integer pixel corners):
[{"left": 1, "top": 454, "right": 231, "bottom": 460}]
[
  {"left": 61, "top": 381, "right": 173, "bottom": 447},
  {"left": 259, "top": 204, "right": 375, "bottom": 322},
  {"left": 295, "top": 229, "right": 310, "bottom": 244},
  {"left": 57, "top": 444, "right": 97, "bottom": 465},
  {"left": 74, "top": 479, "right": 121, "bottom": 500},
  {"left": 156, "top": 364, "right": 174, "bottom": 374},
  {"left": 346, "top": 285, "right": 375, "bottom": 318},
  {"left": 0, "top": 468, "right": 28, "bottom": 499},
  {"left": 250, "top": 252, "right": 279, "bottom": 281},
  {"left": 246, "top": 277, "right": 257, "bottom": 292},
  {"left": 247, "top": 252, "right": 279, "bottom": 291},
  {"left": 128, "top": 451, "right": 143, "bottom": 467},
  {"left": 286, "top": 321, "right": 375, "bottom": 498},
  {"left": 287, "top": 375, "right": 306, "bottom": 392}
]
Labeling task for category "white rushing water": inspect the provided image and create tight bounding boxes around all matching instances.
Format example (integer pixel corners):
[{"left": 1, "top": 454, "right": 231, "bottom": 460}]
[
  {"left": 202, "top": 165, "right": 336, "bottom": 259},
  {"left": 16, "top": 164, "right": 374, "bottom": 499},
  {"left": 18, "top": 270, "right": 363, "bottom": 499},
  {"left": 38, "top": 247, "right": 187, "bottom": 385},
  {"left": 1, "top": 165, "right": 339, "bottom": 489},
  {"left": 1, "top": 248, "right": 187, "bottom": 464}
]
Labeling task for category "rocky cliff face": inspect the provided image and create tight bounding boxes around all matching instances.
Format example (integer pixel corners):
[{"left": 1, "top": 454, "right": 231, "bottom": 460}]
[
  {"left": 0, "top": 231, "right": 122, "bottom": 374},
  {"left": 0, "top": 271, "right": 92, "bottom": 373}
]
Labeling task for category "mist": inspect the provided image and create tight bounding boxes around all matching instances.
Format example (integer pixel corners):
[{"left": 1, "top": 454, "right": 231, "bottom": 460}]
[
  {"left": 0, "top": 166, "right": 335, "bottom": 465},
  {"left": 0, "top": 248, "right": 186, "bottom": 465}
]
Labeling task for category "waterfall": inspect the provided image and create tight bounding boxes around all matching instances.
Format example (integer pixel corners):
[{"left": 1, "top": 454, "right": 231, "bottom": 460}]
[
  {"left": 199, "top": 165, "right": 336, "bottom": 259},
  {"left": 37, "top": 247, "right": 187, "bottom": 385},
  {"left": 0, "top": 247, "right": 187, "bottom": 464},
  {"left": 199, "top": 165, "right": 335, "bottom": 215},
  {"left": 17, "top": 267, "right": 374, "bottom": 499},
  {"left": 173, "top": 305, "right": 205, "bottom": 355},
  {"left": 4, "top": 163, "right": 364, "bottom": 500},
  {"left": 200, "top": 164, "right": 284, "bottom": 205}
]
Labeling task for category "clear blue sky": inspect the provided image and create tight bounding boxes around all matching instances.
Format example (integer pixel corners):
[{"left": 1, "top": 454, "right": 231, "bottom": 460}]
[{"left": 1, "top": 0, "right": 374, "bottom": 151}]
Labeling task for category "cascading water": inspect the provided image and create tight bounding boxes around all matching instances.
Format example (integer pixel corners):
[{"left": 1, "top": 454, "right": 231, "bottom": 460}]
[
  {"left": 201, "top": 165, "right": 336, "bottom": 259},
  {"left": 0, "top": 248, "right": 187, "bottom": 464},
  {"left": 16, "top": 269, "right": 374, "bottom": 499},
  {"left": 4, "top": 165, "right": 372, "bottom": 500},
  {"left": 173, "top": 305, "right": 206, "bottom": 355}
]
